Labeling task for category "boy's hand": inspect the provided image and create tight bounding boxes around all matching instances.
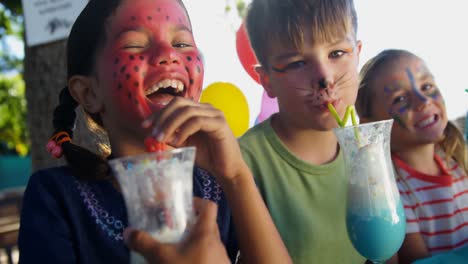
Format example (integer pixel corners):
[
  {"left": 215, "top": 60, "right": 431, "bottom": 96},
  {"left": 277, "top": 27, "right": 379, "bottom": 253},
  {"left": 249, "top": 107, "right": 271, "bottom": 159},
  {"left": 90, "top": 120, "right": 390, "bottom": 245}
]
[
  {"left": 125, "top": 198, "right": 230, "bottom": 264},
  {"left": 143, "top": 97, "right": 248, "bottom": 184}
]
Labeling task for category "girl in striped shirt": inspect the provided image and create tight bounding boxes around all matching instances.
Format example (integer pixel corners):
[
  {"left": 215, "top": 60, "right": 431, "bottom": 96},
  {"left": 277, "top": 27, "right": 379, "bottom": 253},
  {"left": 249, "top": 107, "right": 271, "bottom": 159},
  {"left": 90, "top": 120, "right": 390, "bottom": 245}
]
[{"left": 355, "top": 49, "right": 468, "bottom": 264}]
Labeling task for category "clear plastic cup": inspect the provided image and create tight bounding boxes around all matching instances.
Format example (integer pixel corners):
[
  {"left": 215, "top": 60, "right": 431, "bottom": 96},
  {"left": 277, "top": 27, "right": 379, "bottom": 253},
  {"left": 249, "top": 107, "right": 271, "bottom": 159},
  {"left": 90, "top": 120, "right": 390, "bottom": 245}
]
[
  {"left": 109, "top": 147, "right": 196, "bottom": 244},
  {"left": 334, "top": 119, "right": 405, "bottom": 263}
]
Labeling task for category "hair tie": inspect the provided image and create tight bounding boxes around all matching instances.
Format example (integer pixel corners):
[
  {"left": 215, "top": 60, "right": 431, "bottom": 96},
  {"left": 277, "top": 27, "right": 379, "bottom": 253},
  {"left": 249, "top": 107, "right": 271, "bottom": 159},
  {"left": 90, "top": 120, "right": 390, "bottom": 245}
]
[{"left": 46, "top": 131, "right": 72, "bottom": 158}]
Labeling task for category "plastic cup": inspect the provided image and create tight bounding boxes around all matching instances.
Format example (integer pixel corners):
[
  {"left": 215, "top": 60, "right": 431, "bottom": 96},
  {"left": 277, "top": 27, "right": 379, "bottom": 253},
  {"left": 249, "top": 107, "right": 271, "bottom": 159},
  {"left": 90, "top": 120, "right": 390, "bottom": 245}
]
[{"left": 109, "top": 147, "right": 196, "bottom": 244}]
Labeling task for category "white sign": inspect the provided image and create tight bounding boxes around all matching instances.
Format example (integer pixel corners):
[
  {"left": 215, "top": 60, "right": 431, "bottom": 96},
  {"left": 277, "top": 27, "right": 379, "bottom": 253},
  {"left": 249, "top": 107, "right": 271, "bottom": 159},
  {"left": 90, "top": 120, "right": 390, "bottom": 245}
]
[{"left": 22, "top": 0, "right": 87, "bottom": 47}]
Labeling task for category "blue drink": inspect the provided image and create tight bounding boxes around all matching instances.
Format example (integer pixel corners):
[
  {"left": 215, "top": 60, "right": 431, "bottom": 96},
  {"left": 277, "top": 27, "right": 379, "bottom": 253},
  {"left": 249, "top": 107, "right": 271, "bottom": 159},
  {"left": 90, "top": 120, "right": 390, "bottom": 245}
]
[
  {"left": 346, "top": 202, "right": 406, "bottom": 262},
  {"left": 334, "top": 120, "right": 406, "bottom": 262}
]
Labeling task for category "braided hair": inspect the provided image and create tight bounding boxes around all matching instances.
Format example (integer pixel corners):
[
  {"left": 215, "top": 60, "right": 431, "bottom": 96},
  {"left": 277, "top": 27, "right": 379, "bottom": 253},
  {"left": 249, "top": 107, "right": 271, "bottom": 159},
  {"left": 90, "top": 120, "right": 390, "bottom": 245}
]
[
  {"left": 52, "top": 87, "right": 111, "bottom": 181},
  {"left": 51, "top": 0, "right": 121, "bottom": 181}
]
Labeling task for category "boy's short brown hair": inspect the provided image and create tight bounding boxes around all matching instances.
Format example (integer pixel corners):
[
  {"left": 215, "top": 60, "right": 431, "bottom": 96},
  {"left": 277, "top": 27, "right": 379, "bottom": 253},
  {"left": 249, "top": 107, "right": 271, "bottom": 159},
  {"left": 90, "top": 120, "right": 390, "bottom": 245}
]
[{"left": 245, "top": 0, "right": 358, "bottom": 69}]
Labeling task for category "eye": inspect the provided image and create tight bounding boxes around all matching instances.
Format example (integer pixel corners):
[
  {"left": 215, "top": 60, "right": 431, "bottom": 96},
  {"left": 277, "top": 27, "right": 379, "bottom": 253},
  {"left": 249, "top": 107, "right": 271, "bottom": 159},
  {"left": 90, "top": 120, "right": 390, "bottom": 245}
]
[
  {"left": 172, "top": 31, "right": 196, "bottom": 49},
  {"left": 329, "top": 50, "right": 346, "bottom": 59},
  {"left": 173, "top": 43, "right": 192, "bottom": 48},
  {"left": 421, "top": 83, "right": 434, "bottom": 92},
  {"left": 286, "top": 61, "right": 306, "bottom": 70},
  {"left": 122, "top": 43, "right": 148, "bottom": 53},
  {"left": 272, "top": 60, "right": 306, "bottom": 73},
  {"left": 116, "top": 31, "right": 150, "bottom": 51},
  {"left": 123, "top": 44, "right": 146, "bottom": 49},
  {"left": 392, "top": 96, "right": 406, "bottom": 105},
  {"left": 121, "top": 39, "right": 148, "bottom": 50}
]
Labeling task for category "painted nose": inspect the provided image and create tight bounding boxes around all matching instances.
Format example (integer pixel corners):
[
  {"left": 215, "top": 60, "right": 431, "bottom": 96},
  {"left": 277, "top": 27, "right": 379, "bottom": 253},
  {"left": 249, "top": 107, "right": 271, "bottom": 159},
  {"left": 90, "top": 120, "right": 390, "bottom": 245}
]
[
  {"left": 312, "top": 60, "right": 332, "bottom": 89},
  {"left": 414, "top": 94, "right": 430, "bottom": 111},
  {"left": 318, "top": 78, "right": 328, "bottom": 89},
  {"left": 150, "top": 44, "right": 181, "bottom": 66}
]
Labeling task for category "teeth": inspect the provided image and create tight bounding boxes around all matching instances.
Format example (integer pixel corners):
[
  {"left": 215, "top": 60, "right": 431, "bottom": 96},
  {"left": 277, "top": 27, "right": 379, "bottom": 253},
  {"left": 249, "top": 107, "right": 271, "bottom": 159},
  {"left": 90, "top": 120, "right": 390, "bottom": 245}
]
[
  {"left": 146, "top": 85, "right": 159, "bottom": 95},
  {"left": 162, "top": 79, "right": 171, "bottom": 88},
  {"left": 177, "top": 81, "right": 184, "bottom": 92},
  {"left": 145, "top": 79, "right": 185, "bottom": 95},
  {"left": 417, "top": 115, "right": 435, "bottom": 128},
  {"left": 171, "top": 80, "right": 178, "bottom": 89}
]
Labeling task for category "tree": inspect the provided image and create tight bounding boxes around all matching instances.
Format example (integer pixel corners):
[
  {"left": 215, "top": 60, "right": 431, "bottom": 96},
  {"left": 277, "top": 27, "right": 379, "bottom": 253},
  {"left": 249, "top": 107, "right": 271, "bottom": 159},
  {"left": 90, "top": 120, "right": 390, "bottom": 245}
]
[
  {"left": 0, "top": 1, "right": 27, "bottom": 156},
  {"left": 225, "top": 0, "right": 247, "bottom": 18},
  {"left": 0, "top": 74, "right": 27, "bottom": 155},
  {"left": 0, "top": 0, "right": 98, "bottom": 170},
  {"left": 22, "top": 19, "right": 98, "bottom": 171}
]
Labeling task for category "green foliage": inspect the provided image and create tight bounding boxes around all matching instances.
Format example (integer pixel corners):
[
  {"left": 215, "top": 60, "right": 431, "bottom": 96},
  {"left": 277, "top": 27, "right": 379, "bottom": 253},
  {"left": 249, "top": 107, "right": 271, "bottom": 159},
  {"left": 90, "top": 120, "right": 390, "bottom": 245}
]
[
  {"left": 0, "top": 74, "right": 28, "bottom": 156},
  {"left": 225, "top": 0, "right": 247, "bottom": 18},
  {"left": 0, "top": 3, "right": 23, "bottom": 72},
  {"left": 0, "top": 0, "right": 22, "bottom": 15},
  {"left": 0, "top": 2, "right": 23, "bottom": 38},
  {"left": 0, "top": 0, "right": 27, "bottom": 155},
  {"left": 236, "top": 0, "right": 246, "bottom": 18}
]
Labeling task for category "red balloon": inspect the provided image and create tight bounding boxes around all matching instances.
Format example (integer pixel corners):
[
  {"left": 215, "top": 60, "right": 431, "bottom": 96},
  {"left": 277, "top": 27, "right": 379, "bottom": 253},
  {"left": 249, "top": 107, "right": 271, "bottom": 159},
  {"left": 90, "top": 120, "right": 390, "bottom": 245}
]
[{"left": 236, "top": 22, "right": 260, "bottom": 84}]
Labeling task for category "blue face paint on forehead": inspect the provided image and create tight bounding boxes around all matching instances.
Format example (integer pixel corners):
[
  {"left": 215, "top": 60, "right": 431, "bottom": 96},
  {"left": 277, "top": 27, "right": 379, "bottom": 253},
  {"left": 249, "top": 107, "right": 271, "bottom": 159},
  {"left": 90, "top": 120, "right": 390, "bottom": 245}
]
[{"left": 406, "top": 68, "right": 427, "bottom": 102}]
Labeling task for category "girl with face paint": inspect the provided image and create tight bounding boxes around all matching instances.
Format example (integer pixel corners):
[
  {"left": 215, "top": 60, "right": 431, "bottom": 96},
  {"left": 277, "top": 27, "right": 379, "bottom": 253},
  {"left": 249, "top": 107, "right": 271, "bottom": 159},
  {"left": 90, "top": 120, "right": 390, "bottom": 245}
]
[
  {"left": 18, "top": 0, "right": 291, "bottom": 263},
  {"left": 356, "top": 49, "right": 468, "bottom": 264}
]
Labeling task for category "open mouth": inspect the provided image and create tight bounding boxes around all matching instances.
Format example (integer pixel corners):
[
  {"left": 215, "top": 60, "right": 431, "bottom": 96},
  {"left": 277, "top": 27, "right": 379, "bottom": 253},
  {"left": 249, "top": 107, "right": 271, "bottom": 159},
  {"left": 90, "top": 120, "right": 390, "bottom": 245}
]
[
  {"left": 415, "top": 114, "right": 438, "bottom": 129},
  {"left": 145, "top": 79, "right": 185, "bottom": 98}
]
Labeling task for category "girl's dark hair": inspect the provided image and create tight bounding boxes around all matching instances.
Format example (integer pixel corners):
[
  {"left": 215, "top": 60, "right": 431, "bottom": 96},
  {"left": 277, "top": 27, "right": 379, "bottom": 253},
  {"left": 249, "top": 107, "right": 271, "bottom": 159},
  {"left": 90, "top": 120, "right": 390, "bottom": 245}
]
[
  {"left": 52, "top": 0, "right": 190, "bottom": 181},
  {"left": 53, "top": 87, "right": 111, "bottom": 181},
  {"left": 67, "top": 0, "right": 121, "bottom": 78},
  {"left": 52, "top": 0, "right": 122, "bottom": 181},
  {"left": 357, "top": 49, "right": 467, "bottom": 173}
]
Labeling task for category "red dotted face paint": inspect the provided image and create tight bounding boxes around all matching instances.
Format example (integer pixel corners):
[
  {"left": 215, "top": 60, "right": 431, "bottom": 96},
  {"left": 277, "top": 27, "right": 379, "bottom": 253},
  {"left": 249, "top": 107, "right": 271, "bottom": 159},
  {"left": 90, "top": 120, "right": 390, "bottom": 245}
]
[{"left": 97, "top": 0, "right": 204, "bottom": 122}]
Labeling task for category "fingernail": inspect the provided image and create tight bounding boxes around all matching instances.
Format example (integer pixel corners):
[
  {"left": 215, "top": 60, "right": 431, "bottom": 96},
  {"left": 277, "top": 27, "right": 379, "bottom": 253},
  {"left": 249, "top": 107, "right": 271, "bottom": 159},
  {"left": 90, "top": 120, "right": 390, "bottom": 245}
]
[
  {"left": 142, "top": 119, "right": 152, "bottom": 128},
  {"left": 156, "top": 132, "right": 165, "bottom": 142},
  {"left": 151, "top": 127, "right": 159, "bottom": 137}
]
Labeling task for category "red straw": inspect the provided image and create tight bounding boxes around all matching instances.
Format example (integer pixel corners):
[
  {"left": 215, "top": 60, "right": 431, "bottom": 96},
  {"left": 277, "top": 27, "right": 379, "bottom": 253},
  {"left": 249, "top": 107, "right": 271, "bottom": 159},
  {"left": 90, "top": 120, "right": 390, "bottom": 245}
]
[{"left": 144, "top": 136, "right": 167, "bottom": 152}]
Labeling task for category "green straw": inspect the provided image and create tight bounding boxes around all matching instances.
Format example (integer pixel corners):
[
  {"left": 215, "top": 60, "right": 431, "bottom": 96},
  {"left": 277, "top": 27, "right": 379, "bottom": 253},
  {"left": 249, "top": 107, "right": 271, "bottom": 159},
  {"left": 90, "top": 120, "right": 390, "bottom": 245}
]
[
  {"left": 328, "top": 103, "right": 360, "bottom": 141},
  {"left": 327, "top": 103, "right": 344, "bottom": 127},
  {"left": 327, "top": 104, "right": 358, "bottom": 127}
]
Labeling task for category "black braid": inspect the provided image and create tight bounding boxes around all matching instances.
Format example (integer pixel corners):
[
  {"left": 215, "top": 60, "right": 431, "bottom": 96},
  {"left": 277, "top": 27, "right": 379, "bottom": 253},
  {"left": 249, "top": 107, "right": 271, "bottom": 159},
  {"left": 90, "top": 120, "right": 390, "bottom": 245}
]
[
  {"left": 53, "top": 87, "right": 78, "bottom": 136},
  {"left": 51, "top": 87, "right": 111, "bottom": 181}
]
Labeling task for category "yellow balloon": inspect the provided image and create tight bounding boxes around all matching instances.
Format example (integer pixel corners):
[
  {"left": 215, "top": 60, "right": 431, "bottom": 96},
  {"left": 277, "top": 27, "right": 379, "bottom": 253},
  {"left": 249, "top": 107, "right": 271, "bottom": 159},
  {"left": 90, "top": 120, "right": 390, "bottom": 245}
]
[{"left": 200, "top": 82, "right": 249, "bottom": 137}]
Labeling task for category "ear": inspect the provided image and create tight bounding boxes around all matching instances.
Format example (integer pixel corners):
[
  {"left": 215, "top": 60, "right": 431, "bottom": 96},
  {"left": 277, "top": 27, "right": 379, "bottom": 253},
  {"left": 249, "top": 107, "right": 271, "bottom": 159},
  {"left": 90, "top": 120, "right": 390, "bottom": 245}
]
[
  {"left": 255, "top": 66, "right": 276, "bottom": 98},
  {"left": 68, "top": 75, "right": 103, "bottom": 114},
  {"left": 355, "top": 40, "right": 363, "bottom": 55},
  {"left": 355, "top": 40, "right": 363, "bottom": 64}
]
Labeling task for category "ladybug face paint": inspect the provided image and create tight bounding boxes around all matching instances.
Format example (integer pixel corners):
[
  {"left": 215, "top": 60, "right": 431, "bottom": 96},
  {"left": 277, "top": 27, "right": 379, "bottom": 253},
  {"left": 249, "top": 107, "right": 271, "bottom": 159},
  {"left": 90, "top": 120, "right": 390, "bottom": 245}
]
[{"left": 96, "top": 0, "right": 204, "bottom": 123}]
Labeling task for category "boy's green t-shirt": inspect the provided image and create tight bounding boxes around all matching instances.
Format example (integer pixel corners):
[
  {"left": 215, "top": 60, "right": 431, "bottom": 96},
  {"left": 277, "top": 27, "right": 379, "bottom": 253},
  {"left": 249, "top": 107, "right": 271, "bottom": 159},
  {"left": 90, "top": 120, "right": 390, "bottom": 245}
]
[{"left": 239, "top": 117, "right": 365, "bottom": 264}]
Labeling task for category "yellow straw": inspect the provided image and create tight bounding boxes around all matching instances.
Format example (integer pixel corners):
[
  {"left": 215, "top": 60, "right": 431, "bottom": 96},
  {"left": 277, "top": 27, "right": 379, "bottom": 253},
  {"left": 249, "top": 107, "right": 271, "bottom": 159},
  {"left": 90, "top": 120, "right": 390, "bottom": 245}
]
[
  {"left": 327, "top": 103, "right": 343, "bottom": 126},
  {"left": 327, "top": 104, "right": 357, "bottom": 127},
  {"left": 350, "top": 108, "right": 358, "bottom": 127},
  {"left": 341, "top": 106, "right": 351, "bottom": 126},
  {"left": 328, "top": 103, "right": 360, "bottom": 141}
]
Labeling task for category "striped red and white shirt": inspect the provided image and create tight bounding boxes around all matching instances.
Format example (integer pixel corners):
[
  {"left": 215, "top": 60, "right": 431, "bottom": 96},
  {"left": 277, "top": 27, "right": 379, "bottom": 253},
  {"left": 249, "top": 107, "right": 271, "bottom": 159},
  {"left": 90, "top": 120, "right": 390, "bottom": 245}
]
[{"left": 393, "top": 149, "right": 468, "bottom": 255}]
